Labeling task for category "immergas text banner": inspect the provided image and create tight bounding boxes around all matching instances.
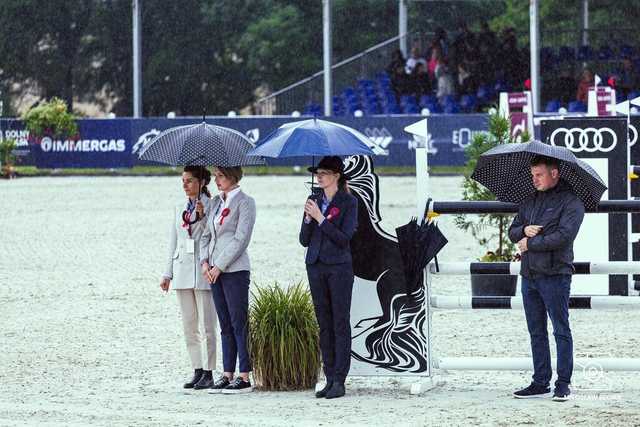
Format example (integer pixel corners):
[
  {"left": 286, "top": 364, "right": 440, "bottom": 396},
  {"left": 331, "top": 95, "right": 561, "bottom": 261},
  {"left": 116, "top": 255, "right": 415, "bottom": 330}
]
[{"left": 2, "top": 115, "right": 490, "bottom": 168}]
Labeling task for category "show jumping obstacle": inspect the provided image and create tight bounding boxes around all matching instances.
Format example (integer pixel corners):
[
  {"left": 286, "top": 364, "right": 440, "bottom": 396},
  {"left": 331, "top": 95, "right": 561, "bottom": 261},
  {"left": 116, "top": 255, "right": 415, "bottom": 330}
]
[
  {"left": 423, "top": 197, "right": 640, "bottom": 373},
  {"left": 403, "top": 117, "right": 640, "bottom": 388}
]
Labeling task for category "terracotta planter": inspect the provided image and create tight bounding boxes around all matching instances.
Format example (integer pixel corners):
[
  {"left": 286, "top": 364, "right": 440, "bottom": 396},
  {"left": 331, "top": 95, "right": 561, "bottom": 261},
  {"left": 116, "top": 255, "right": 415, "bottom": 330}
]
[{"left": 1, "top": 165, "right": 16, "bottom": 179}]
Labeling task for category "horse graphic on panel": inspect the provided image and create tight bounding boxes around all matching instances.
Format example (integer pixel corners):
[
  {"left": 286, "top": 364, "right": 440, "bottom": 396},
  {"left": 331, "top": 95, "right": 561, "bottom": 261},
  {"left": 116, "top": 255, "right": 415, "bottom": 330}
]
[{"left": 344, "top": 155, "right": 428, "bottom": 373}]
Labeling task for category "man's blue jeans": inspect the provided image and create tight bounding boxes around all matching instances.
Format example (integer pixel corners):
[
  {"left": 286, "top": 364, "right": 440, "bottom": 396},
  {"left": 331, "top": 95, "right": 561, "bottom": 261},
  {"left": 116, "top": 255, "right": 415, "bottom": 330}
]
[{"left": 521, "top": 274, "right": 573, "bottom": 388}]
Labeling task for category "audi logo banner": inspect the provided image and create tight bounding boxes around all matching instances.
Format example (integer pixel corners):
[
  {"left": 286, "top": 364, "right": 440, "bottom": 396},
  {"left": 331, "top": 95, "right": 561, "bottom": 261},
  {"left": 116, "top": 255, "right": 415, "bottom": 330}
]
[{"left": 542, "top": 117, "right": 629, "bottom": 295}]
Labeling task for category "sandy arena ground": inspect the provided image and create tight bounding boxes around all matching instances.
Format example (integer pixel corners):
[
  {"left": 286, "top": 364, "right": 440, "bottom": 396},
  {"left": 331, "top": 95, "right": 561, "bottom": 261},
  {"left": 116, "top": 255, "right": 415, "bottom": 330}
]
[{"left": 1, "top": 175, "right": 639, "bottom": 426}]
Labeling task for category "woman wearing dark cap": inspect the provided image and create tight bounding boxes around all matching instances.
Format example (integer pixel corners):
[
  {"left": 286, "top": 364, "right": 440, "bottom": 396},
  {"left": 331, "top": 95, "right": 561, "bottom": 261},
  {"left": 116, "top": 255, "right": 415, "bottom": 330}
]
[
  {"left": 299, "top": 156, "right": 358, "bottom": 399},
  {"left": 160, "top": 166, "right": 218, "bottom": 390}
]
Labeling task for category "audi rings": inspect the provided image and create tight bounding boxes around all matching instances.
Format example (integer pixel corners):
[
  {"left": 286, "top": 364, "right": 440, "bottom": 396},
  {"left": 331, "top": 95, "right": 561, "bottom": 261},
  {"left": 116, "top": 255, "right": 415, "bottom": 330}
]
[
  {"left": 549, "top": 127, "right": 618, "bottom": 153},
  {"left": 629, "top": 123, "right": 638, "bottom": 147}
]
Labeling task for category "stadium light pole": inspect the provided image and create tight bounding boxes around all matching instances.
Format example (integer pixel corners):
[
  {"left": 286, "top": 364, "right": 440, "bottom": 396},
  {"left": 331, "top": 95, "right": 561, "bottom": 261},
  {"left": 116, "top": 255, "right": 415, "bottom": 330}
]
[
  {"left": 529, "top": 0, "right": 540, "bottom": 114},
  {"left": 399, "top": 0, "right": 408, "bottom": 56},
  {"left": 581, "top": 0, "right": 589, "bottom": 46},
  {"left": 322, "top": 0, "right": 332, "bottom": 116},
  {"left": 132, "top": 0, "right": 142, "bottom": 118}
]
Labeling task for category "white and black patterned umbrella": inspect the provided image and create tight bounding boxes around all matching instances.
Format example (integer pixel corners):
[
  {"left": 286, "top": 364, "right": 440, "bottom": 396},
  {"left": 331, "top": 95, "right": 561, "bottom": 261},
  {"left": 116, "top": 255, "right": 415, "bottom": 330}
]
[
  {"left": 471, "top": 139, "right": 607, "bottom": 209},
  {"left": 138, "top": 121, "right": 265, "bottom": 166}
]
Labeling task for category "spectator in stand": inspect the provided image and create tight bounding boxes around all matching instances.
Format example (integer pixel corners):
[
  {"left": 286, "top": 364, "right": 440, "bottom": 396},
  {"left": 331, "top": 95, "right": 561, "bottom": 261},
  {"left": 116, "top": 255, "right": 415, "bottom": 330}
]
[
  {"left": 387, "top": 49, "right": 410, "bottom": 98},
  {"left": 411, "top": 62, "right": 433, "bottom": 97},
  {"left": 500, "top": 27, "right": 524, "bottom": 88},
  {"left": 435, "top": 58, "right": 456, "bottom": 100},
  {"left": 477, "top": 21, "right": 497, "bottom": 51},
  {"left": 477, "top": 21, "right": 497, "bottom": 84},
  {"left": 547, "top": 68, "right": 576, "bottom": 104},
  {"left": 427, "top": 44, "right": 443, "bottom": 81},
  {"left": 452, "top": 21, "right": 475, "bottom": 68},
  {"left": 434, "top": 27, "right": 449, "bottom": 57},
  {"left": 616, "top": 58, "right": 640, "bottom": 98},
  {"left": 457, "top": 61, "right": 478, "bottom": 96},
  {"left": 405, "top": 46, "right": 427, "bottom": 75},
  {"left": 576, "top": 68, "right": 594, "bottom": 104}
]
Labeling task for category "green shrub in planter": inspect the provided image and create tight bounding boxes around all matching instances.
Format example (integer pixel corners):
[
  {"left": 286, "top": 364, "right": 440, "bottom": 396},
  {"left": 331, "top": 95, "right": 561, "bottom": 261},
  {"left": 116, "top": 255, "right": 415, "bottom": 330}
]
[
  {"left": 0, "top": 138, "right": 17, "bottom": 178},
  {"left": 454, "top": 112, "right": 530, "bottom": 261},
  {"left": 21, "top": 97, "right": 78, "bottom": 140},
  {"left": 249, "top": 282, "right": 320, "bottom": 390}
]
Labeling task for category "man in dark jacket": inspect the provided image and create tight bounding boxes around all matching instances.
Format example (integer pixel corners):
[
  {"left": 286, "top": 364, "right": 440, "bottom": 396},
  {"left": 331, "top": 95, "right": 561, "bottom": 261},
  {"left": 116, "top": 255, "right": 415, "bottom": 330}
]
[{"left": 508, "top": 155, "right": 585, "bottom": 402}]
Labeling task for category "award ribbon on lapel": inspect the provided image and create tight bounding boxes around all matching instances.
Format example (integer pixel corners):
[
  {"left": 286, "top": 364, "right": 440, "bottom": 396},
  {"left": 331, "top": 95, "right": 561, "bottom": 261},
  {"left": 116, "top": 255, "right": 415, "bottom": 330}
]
[{"left": 219, "top": 208, "right": 230, "bottom": 225}]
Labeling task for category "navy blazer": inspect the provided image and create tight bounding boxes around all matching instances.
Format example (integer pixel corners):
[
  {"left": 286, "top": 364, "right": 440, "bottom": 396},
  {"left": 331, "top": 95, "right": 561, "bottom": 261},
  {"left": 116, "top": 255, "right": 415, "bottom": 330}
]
[{"left": 299, "top": 189, "right": 358, "bottom": 265}]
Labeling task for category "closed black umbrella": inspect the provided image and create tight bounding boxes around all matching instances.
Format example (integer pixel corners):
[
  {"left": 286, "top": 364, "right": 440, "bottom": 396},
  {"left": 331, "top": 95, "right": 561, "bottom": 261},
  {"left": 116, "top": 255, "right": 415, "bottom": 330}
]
[
  {"left": 396, "top": 217, "right": 448, "bottom": 294},
  {"left": 471, "top": 139, "right": 607, "bottom": 209}
]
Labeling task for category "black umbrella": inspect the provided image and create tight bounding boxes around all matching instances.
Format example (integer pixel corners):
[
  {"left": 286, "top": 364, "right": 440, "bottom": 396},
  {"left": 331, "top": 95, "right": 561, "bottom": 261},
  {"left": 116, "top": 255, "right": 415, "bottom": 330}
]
[
  {"left": 138, "top": 121, "right": 264, "bottom": 224},
  {"left": 138, "top": 121, "right": 265, "bottom": 167},
  {"left": 471, "top": 139, "right": 607, "bottom": 210},
  {"left": 396, "top": 217, "right": 448, "bottom": 294}
]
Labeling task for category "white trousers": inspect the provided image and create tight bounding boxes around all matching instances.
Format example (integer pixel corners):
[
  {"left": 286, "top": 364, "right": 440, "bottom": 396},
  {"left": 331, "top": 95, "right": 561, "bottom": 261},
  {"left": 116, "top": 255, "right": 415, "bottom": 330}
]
[{"left": 176, "top": 289, "right": 217, "bottom": 371}]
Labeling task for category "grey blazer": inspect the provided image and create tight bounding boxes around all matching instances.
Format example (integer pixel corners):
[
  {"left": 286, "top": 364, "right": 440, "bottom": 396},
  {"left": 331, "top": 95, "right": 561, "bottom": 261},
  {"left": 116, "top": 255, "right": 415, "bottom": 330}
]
[
  {"left": 199, "top": 189, "right": 256, "bottom": 273},
  {"left": 163, "top": 197, "right": 212, "bottom": 290}
]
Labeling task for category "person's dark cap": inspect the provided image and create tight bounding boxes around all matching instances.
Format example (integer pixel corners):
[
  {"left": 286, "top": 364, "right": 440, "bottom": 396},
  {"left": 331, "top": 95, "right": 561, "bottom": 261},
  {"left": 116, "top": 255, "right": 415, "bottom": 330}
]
[{"left": 307, "top": 156, "right": 345, "bottom": 175}]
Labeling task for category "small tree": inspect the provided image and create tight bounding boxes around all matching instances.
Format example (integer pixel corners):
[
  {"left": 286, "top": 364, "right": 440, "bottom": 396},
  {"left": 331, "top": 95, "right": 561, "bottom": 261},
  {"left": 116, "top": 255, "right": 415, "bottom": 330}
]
[
  {"left": 21, "top": 97, "right": 78, "bottom": 141},
  {"left": 454, "top": 112, "right": 530, "bottom": 261}
]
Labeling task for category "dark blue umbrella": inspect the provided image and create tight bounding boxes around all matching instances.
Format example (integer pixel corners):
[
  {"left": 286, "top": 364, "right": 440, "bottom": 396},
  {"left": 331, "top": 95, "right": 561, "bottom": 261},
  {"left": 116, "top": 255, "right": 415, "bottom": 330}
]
[{"left": 246, "top": 118, "right": 377, "bottom": 158}]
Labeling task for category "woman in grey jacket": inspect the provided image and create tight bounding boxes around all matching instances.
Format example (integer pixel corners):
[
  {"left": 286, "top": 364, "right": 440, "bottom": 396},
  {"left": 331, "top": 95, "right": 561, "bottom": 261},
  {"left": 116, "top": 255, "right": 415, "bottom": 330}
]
[
  {"left": 200, "top": 166, "right": 256, "bottom": 394},
  {"left": 160, "top": 166, "right": 218, "bottom": 390}
]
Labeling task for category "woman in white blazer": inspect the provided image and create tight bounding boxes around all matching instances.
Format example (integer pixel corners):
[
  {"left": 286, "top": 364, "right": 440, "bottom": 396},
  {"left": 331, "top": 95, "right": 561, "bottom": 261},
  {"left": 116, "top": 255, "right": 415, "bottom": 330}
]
[
  {"left": 160, "top": 166, "right": 218, "bottom": 390},
  {"left": 199, "top": 166, "right": 256, "bottom": 394}
]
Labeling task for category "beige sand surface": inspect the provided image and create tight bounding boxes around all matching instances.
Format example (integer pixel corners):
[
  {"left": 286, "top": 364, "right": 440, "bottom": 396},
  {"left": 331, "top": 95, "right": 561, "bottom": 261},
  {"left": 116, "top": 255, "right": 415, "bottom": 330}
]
[{"left": 1, "top": 175, "right": 638, "bottom": 426}]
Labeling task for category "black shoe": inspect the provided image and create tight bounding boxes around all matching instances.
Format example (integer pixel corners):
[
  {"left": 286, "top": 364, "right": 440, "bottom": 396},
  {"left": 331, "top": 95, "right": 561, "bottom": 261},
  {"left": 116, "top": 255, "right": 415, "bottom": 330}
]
[
  {"left": 221, "top": 377, "right": 253, "bottom": 394},
  {"left": 513, "top": 383, "right": 552, "bottom": 399},
  {"left": 207, "top": 376, "right": 231, "bottom": 394},
  {"left": 183, "top": 368, "right": 204, "bottom": 389},
  {"left": 315, "top": 381, "right": 333, "bottom": 398},
  {"left": 193, "top": 370, "right": 214, "bottom": 389},
  {"left": 552, "top": 385, "right": 571, "bottom": 402},
  {"left": 325, "top": 382, "right": 345, "bottom": 399}
]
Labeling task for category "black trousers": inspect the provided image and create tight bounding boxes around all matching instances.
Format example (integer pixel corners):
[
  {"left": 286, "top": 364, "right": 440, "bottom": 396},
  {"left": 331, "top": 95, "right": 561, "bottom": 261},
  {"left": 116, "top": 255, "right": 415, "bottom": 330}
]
[{"left": 306, "top": 261, "right": 354, "bottom": 384}]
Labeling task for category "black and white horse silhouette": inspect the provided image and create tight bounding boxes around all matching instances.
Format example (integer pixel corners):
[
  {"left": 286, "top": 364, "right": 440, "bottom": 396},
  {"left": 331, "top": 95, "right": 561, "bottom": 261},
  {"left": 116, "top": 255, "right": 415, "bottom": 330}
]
[{"left": 344, "top": 156, "right": 429, "bottom": 373}]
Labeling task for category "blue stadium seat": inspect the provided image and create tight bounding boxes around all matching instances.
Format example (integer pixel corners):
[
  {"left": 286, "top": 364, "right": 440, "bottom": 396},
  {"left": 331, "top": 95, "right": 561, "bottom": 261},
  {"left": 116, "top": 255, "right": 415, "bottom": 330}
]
[
  {"left": 477, "top": 85, "right": 495, "bottom": 103},
  {"left": 598, "top": 45, "right": 614, "bottom": 60},
  {"left": 568, "top": 101, "right": 587, "bottom": 113},
  {"left": 619, "top": 44, "right": 635, "bottom": 59},
  {"left": 424, "top": 102, "right": 442, "bottom": 114},
  {"left": 577, "top": 45, "right": 593, "bottom": 61},
  {"left": 419, "top": 95, "right": 438, "bottom": 108},
  {"left": 443, "top": 101, "right": 460, "bottom": 114},
  {"left": 628, "top": 90, "right": 640, "bottom": 101},
  {"left": 494, "top": 81, "right": 511, "bottom": 93},
  {"left": 558, "top": 46, "right": 575, "bottom": 62},
  {"left": 545, "top": 100, "right": 561, "bottom": 112},
  {"left": 439, "top": 95, "right": 457, "bottom": 106},
  {"left": 460, "top": 95, "right": 477, "bottom": 112}
]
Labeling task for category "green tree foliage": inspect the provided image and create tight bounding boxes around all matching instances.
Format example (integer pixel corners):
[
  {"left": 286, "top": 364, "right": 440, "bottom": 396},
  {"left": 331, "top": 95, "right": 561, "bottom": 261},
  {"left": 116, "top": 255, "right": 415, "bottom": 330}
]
[{"left": 2, "top": 1, "right": 640, "bottom": 116}]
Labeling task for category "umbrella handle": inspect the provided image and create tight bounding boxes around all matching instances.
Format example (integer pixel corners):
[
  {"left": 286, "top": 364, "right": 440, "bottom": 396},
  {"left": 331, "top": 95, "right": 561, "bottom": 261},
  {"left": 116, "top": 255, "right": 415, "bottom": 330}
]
[{"left": 422, "top": 197, "right": 433, "bottom": 224}]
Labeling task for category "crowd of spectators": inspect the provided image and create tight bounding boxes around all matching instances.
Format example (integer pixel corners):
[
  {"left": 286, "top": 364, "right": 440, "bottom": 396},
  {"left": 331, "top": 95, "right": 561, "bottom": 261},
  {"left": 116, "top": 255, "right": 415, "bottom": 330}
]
[
  {"left": 387, "top": 23, "right": 528, "bottom": 107},
  {"left": 386, "top": 23, "right": 640, "bottom": 112}
]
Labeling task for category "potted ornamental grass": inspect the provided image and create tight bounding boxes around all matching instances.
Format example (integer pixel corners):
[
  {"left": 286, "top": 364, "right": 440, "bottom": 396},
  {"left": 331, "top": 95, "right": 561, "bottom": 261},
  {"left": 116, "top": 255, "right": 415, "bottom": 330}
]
[
  {"left": 248, "top": 282, "right": 320, "bottom": 390},
  {"left": 454, "top": 112, "right": 529, "bottom": 296}
]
